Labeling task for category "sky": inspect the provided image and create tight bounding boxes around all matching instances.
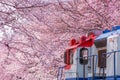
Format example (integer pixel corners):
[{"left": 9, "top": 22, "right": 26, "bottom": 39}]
[{"left": 0, "top": 25, "right": 14, "bottom": 41}]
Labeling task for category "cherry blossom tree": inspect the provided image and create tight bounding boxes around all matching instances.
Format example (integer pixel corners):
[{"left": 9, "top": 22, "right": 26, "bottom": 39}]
[{"left": 0, "top": 0, "right": 120, "bottom": 80}]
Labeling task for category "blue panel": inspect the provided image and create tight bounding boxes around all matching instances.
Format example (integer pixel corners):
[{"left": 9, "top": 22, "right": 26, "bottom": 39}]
[
  {"left": 112, "top": 26, "right": 120, "bottom": 31},
  {"left": 116, "top": 26, "right": 120, "bottom": 30},
  {"left": 88, "top": 76, "right": 105, "bottom": 80},
  {"left": 65, "top": 78, "right": 88, "bottom": 80},
  {"left": 95, "top": 31, "right": 113, "bottom": 40},
  {"left": 96, "top": 26, "right": 120, "bottom": 41},
  {"left": 65, "top": 76, "right": 120, "bottom": 80},
  {"left": 106, "top": 76, "right": 120, "bottom": 80},
  {"left": 103, "top": 29, "right": 111, "bottom": 34},
  {"left": 65, "top": 77, "right": 103, "bottom": 80},
  {"left": 95, "top": 29, "right": 120, "bottom": 40}
]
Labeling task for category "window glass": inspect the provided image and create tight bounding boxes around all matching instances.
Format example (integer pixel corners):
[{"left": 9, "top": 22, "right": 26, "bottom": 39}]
[
  {"left": 80, "top": 48, "right": 88, "bottom": 65},
  {"left": 64, "top": 51, "right": 67, "bottom": 64},
  {"left": 94, "top": 38, "right": 107, "bottom": 48},
  {"left": 64, "top": 49, "right": 73, "bottom": 65},
  {"left": 82, "top": 49, "right": 88, "bottom": 60},
  {"left": 98, "top": 49, "right": 106, "bottom": 68}
]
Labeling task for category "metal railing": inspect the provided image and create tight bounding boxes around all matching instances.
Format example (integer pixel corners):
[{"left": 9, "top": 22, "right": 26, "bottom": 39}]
[
  {"left": 89, "top": 50, "right": 120, "bottom": 80},
  {"left": 57, "top": 50, "right": 120, "bottom": 80},
  {"left": 102, "top": 50, "right": 120, "bottom": 80},
  {"left": 57, "top": 66, "right": 64, "bottom": 80}
]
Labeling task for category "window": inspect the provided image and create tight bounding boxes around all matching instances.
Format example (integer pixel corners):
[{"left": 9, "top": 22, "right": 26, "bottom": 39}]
[
  {"left": 64, "top": 51, "right": 67, "bottom": 64},
  {"left": 94, "top": 38, "right": 107, "bottom": 48},
  {"left": 64, "top": 49, "right": 73, "bottom": 65},
  {"left": 98, "top": 49, "right": 106, "bottom": 68},
  {"left": 80, "top": 48, "right": 88, "bottom": 65},
  {"left": 95, "top": 38, "right": 107, "bottom": 68}
]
